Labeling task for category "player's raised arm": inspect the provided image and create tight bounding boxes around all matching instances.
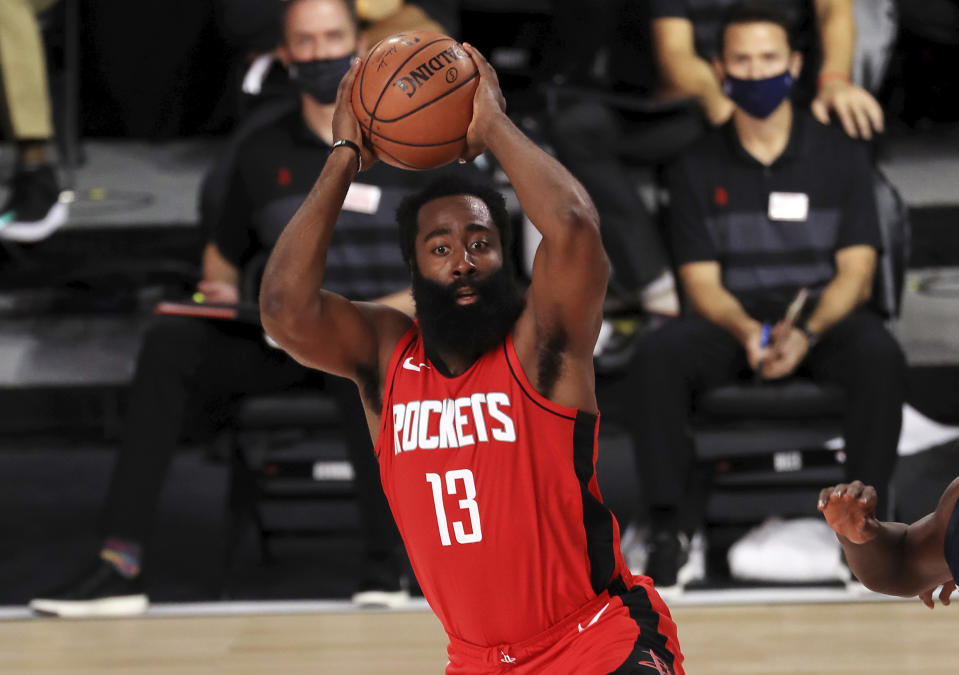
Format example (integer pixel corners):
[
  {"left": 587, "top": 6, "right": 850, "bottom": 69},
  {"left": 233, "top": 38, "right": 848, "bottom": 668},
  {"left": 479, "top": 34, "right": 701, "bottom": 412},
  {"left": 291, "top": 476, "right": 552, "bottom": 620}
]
[
  {"left": 818, "top": 479, "right": 959, "bottom": 605},
  {"left": 460, "top": 44, "right": 608, "bottom": 368},
  {"left": 259, "top": 58, "right": 411, "bottom": 384}
]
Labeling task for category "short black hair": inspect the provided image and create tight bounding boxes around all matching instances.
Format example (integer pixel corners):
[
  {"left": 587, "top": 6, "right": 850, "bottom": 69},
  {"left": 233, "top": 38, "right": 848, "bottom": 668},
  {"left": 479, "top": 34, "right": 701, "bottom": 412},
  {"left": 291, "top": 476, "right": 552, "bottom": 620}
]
[
  {"left": 396, "top": 175, "right": 512, "bottom": 270},
  {"left": 718, "top": 2, "right": 797, "bottom": 55}
]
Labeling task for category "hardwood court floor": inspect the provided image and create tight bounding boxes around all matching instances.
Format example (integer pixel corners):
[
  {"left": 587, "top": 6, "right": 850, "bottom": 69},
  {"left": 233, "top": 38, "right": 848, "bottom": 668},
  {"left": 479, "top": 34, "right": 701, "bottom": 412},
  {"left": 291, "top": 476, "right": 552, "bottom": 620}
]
[{"left": 1, "top": 600, "right": 956, "bottom": 674}]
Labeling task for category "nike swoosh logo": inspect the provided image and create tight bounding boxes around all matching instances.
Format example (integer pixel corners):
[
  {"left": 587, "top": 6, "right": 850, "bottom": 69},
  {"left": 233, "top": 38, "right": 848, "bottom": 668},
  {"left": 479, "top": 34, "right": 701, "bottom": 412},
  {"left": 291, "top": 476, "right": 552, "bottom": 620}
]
[
  {"left": 578, "top": 602, "right": 610, "bottom": 632},
  {"left": 403, "top": 357, "right": 430, "bottom": 372}
]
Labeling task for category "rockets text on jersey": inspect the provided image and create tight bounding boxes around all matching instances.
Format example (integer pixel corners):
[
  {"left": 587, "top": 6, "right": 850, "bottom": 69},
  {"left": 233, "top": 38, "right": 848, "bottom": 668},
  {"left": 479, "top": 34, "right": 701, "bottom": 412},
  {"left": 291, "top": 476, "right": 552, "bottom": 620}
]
[{"left": 390, "top": 392, "right": 516, "bottom": 454}]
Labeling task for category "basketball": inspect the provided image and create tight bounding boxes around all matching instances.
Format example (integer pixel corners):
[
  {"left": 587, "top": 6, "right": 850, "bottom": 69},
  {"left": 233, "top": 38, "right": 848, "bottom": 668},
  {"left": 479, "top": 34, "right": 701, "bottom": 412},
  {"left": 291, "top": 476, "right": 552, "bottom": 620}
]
[{"left": 351, "top": 31, "right": 478, "bottom": 170}]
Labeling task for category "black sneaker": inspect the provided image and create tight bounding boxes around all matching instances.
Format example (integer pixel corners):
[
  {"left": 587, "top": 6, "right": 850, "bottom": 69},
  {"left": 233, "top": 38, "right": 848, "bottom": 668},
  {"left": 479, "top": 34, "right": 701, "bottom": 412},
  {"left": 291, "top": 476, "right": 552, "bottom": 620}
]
[
  {"left": 644, "top": 531, "right": 691, "bottom": 593},
  {"left": 29, "top": 560, "right": 148, "bottom": 618},
  {"left": 0, "top": 165, "right": 69, "bottom": 242}
]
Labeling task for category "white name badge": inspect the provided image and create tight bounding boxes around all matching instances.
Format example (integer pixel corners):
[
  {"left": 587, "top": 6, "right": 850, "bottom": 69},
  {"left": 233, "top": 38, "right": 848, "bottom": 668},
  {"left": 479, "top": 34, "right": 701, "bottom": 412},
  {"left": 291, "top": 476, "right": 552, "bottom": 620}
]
[
  {"left": 343, "top": 183, "right": 382, "bottom": 214},
  {"left": 768, "top": 192, "right": 809, "bottom": 221}
]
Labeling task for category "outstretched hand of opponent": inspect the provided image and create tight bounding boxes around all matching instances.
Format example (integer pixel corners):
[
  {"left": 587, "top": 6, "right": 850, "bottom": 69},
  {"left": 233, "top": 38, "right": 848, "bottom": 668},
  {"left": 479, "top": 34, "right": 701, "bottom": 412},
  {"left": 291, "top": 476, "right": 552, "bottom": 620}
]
[
  {"left": 820, "top": 478, "right": 959, "bottom": 609},
  {"left": 818, "top": 480, "right": 880, "bottom": 544}
]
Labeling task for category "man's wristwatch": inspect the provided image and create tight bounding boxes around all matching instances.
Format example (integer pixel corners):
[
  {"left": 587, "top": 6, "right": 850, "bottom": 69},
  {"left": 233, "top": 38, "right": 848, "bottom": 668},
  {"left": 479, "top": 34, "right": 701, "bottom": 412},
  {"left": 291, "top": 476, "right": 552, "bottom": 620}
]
[{"left": 800, "top": 325, "right": 820, "bottom": 349}]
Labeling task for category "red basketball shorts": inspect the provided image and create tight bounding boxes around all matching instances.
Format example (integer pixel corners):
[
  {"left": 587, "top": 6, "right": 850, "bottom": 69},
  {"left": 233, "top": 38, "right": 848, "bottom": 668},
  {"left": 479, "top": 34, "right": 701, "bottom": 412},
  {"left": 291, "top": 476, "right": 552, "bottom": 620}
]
[{"left": 445, "top": 576, "right": 683, "bottom": 675}]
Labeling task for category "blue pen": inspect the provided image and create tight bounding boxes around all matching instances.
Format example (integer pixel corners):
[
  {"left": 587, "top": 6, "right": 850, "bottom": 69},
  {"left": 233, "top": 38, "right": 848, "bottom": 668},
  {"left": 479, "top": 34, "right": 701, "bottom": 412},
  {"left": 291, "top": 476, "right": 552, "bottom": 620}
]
[{"left": 755, "top": 323, "right": 772, "bottom": 382}]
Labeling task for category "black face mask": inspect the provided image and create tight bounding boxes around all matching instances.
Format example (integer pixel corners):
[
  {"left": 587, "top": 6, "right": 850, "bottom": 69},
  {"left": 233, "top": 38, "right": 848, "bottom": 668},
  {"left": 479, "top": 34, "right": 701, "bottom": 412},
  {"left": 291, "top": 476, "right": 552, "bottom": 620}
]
[
  {"left": 288, "top": 54, "right": 354, "bottom": 104},
  {"left": 722, "top": 69, "right": 794, "bottom": 119},
  {"left": 411, "top": 264, "right": 525, "bottom": 369}
]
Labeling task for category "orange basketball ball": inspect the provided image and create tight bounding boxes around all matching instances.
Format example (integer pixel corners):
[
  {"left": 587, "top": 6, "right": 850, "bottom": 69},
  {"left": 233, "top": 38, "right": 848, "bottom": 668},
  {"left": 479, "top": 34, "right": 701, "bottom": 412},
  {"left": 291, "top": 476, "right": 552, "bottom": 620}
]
[{"left": 351, "top": 31, "right": 478, "bottom": 170}]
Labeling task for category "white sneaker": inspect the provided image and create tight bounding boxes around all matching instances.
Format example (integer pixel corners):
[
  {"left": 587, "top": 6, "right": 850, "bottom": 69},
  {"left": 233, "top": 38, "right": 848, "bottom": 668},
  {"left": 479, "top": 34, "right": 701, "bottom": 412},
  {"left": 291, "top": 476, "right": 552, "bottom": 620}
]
[
  {"left": 621, "top": 522, "right": 649, "bottom": 575},
  {"left": 29, "top": 560, "right": 148, "bottom": 618},
  {"left": 351, "top": 587, "right": 410, "bottom": 609}
]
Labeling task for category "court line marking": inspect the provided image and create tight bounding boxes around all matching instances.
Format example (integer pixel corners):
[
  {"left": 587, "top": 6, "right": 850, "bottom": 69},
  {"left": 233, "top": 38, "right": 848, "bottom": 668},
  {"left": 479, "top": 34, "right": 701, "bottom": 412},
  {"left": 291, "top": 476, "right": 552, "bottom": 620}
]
[{"left": 1, "top": 585, "right": 941, "bottom": 621}]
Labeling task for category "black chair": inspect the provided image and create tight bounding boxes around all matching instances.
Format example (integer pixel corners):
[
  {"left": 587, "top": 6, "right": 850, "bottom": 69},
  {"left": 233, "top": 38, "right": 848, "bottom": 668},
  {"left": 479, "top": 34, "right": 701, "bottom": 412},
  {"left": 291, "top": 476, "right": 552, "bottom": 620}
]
[
  {"left": 691, "top": 167, "right": 910, "bottom": 540},
  {"left": 220, "top": 383, "right": 363, "bottom": 590},
  {"left": 217, "top": 254, "right": 365, "bottom": 594}
]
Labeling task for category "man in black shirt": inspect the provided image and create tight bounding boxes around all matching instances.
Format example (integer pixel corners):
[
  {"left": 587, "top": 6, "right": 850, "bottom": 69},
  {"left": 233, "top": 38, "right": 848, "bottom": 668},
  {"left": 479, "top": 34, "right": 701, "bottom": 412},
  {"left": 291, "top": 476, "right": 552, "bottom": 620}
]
[
  {"left": 630, "top": 4, "right": 905, "bottom": 591},
  {"left": 30, "top": 0, "right": 480, "bottom": 617}
]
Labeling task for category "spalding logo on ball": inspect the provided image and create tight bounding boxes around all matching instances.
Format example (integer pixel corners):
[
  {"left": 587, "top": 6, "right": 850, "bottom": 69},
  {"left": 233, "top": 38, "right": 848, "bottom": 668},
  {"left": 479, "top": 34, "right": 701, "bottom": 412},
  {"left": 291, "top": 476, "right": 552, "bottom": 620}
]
[{"left": 351, "top": 31, "right": 479, "bottom": 170}]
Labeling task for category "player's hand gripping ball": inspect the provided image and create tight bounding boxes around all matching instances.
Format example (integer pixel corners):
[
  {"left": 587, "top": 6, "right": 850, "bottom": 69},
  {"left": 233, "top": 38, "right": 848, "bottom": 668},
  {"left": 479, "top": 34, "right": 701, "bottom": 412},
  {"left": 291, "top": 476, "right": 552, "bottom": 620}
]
[{"left": 351, "top": 31, "right": 478, "bottom": 170}]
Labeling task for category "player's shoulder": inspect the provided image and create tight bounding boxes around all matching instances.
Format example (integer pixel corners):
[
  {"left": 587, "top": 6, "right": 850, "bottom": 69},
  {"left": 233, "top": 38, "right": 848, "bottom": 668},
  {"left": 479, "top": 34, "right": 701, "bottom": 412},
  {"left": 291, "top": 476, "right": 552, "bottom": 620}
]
[{"left": 358, "top": 302, "right": 416, "bottom": 367}]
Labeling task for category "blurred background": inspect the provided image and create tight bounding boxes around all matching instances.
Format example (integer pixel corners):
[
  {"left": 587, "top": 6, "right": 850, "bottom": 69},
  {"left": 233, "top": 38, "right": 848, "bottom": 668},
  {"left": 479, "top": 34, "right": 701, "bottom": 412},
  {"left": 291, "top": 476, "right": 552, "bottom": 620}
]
[{"left": 0, "top": 0, "right": 957, "bottom": 609}]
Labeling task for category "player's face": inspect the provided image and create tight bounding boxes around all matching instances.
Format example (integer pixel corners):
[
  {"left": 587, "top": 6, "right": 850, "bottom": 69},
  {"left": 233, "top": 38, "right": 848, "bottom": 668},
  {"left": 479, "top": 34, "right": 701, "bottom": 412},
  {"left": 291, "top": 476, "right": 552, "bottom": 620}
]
[
  {"left": 411, "top": 194, "right": 522, "bottom": 360},
  {"left": 718, "top": 22, "right": 801, "bottom": 81},
  {"left": 414, "top": 195, "right": 505, "bottom": 303},
  {"left": 281, "top": 0, "right": 356, "bottom": 63}
]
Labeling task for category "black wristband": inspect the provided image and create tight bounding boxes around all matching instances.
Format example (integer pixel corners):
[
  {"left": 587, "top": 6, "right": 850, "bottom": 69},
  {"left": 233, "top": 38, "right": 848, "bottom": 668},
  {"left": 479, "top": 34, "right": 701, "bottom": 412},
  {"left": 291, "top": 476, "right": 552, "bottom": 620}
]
[{"left": 331, "top": 139, "right": 362, "bottom": 173}]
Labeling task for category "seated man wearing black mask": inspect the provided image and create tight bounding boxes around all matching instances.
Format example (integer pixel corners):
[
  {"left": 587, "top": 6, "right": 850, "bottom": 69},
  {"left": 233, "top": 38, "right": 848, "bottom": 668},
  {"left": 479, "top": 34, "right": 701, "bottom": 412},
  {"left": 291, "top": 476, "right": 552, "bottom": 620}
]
[
  {"left": 628, "top": 3, "right": 906, "bottom": 592},
  {"left": 30, "top": 0, "right": 480, "bottom": 617}
]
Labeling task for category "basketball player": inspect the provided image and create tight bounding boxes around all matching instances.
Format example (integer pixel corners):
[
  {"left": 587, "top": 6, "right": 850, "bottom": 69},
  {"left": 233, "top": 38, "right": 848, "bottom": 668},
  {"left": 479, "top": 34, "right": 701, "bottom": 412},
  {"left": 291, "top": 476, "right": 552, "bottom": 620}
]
[
  {"left": 819, "top": 479, "right": 959, "bottom": 608},
  {"left": 259, "top": 44, "right": 684, "bottom": 675}
]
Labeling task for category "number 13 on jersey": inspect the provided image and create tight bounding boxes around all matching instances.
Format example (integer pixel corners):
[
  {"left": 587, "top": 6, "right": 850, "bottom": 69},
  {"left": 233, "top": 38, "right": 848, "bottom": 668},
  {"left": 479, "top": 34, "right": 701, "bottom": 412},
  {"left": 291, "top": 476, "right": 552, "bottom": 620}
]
[{"left": 426, "top": 469, "right": 483, "bottom": 546}]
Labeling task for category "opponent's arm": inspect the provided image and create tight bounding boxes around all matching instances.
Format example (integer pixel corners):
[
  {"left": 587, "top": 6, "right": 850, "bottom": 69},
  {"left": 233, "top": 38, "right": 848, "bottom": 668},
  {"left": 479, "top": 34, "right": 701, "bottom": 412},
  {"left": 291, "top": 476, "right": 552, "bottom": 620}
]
[
  {"left": 819, "top": 479, "right": 959, "bottom": 604},
  {"left": 259, "top": 58, "right": 411, "bottom": 382},
  {"left": 460, "top": 45, "right": 608, "bottom": 368}
]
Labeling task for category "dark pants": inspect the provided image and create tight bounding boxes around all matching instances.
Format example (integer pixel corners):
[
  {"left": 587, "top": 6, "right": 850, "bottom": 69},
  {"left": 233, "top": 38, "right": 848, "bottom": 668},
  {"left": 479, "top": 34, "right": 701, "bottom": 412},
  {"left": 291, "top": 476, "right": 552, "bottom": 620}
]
[
  {"left": 628, "top": 310, "right": 906, "bottom": 522},
  {"left": 550, "top": 100, "right": 703, "bottom": 295},
  {"left": 100, "top": 315, "right": 402, "bottom": 577},
  {"left": 551, "top": 101, "right": 668, "bottom": 294}
]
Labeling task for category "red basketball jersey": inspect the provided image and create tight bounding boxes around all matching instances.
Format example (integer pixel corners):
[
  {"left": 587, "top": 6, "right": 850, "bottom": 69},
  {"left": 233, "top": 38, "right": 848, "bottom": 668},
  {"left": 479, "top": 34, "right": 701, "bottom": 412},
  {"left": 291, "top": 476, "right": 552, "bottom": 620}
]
[{"left": 375, "top": 326, "right": 634, "bottom": 647}]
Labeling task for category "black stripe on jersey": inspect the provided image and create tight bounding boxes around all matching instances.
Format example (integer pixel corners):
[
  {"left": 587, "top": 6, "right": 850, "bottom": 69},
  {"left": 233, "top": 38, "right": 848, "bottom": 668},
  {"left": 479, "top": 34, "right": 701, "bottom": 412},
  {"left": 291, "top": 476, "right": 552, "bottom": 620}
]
[
  {"left": 387, "top": 333, "right": 417, "bottom": 403},
  {"left": 608, "top": 583, "right": 679, "bottom": 675},
  {"left": 573, "top": 411, "right": 615, "bottom": 594},
  {"left": 503, "top": 343, "right": 577, "bottom": 421}
]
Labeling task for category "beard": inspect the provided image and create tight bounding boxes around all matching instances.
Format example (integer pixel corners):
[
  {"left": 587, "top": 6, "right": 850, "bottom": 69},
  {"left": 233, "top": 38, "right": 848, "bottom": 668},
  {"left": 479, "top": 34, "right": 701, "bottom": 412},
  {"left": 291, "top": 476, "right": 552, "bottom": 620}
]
[{"left": 411, "top": 265, "right": 525, "bottom": 365}]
